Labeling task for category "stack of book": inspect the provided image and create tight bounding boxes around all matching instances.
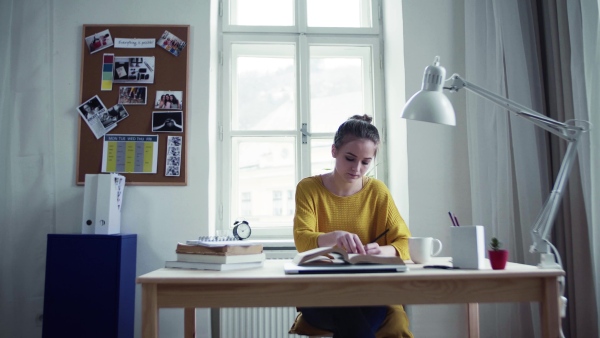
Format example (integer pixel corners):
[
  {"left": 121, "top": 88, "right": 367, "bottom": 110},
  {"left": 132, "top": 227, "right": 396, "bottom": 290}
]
[{"left": 165, "top": 240, "right": 265, "bottom": 271}]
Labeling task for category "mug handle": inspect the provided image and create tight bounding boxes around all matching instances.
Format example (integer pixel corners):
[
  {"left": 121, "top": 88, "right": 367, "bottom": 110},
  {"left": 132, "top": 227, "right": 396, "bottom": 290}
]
[{"left": 431, "top": 239, "right": 443, "bottom": 256}]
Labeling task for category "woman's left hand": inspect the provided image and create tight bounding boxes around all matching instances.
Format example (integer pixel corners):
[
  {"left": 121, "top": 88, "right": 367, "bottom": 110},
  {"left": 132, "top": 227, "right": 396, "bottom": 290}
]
[{"left": 363, "top": 243, "right": 382, "bottom": 255}]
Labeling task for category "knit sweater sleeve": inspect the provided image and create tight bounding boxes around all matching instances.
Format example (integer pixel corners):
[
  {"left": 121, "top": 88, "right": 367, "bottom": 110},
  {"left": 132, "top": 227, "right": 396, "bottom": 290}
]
[
  {"left": 293, "top": 178, "right": 322, "bottom": 252},
  {"left": 386, "top": 196, "right": 411, "bottom": 260}
]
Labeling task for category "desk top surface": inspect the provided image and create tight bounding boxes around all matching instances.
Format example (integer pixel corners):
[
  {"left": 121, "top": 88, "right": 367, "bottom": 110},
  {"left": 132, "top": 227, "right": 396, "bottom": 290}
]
[{"left": 137, "top": 257, "right": 564, "bottom": 284}]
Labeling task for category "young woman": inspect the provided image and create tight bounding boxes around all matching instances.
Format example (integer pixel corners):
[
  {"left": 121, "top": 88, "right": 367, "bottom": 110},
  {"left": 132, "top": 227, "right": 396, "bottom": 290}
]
[
  {"left": 157, "top": 95, "right": 166, "bottom": 109},
  {"left": 293, "top": 114, "right": 413, "bottom": 338}
]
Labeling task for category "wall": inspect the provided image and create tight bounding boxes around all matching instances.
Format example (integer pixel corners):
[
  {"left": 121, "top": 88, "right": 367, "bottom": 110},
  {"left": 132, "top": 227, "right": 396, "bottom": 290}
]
[
  {"left": 3, "top": 0, "right": 470, "bottom": 337},
  {"left": 400, "top": 1, "right": 471, "bottom": 336},
  {"left": 52, "top": 1, "right": 213, "bottom": 337}
]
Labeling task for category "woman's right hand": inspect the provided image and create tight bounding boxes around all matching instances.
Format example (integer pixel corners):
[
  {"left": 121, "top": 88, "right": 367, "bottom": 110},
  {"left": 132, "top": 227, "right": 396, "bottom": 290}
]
[{"left": 318, "top": 231, "right": 366, "bottom": 254}]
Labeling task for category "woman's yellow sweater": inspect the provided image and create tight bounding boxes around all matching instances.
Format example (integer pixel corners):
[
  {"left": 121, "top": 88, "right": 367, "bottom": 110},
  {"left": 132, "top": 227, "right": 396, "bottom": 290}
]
[{"left": 293, "top": 175, "right": 411, "bottom": 260}]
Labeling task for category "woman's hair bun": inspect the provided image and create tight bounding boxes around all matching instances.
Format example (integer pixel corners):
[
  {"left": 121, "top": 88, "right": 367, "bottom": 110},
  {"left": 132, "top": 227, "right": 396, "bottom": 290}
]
[{"left": 349, "top": 114, "right": 373, "bottom": 124}]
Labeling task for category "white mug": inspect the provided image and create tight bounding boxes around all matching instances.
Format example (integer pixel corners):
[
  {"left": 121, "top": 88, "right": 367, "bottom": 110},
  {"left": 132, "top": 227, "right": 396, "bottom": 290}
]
[{"left": 409, "top": 237, "right": 443, "bottom": 264}]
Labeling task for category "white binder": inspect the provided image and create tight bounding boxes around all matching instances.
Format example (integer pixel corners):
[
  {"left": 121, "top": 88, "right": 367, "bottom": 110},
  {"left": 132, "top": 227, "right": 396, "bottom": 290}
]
[
  {"left": 81, "top": 173, "right": 125, "bottom": 234},
  {"left": 82, "top": 174, "right": 98, "bottom": 234}
]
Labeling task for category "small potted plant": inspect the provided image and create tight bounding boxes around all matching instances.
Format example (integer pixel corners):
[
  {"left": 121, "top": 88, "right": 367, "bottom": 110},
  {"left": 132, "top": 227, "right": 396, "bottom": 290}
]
[{"left": 488, "top": 237, "right": 509, "bottom": 270}]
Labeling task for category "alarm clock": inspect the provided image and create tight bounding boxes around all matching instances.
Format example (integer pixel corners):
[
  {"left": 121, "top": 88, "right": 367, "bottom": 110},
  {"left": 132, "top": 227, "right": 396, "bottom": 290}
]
[{"left": 233, "top": 220, "right": 251, "bottom": 240}]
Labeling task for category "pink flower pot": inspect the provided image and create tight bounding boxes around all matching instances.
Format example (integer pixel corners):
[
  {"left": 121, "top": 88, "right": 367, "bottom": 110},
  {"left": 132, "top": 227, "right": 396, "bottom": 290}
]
[{"left": 488, "top": 250, "right": 508, "bottom": 270}]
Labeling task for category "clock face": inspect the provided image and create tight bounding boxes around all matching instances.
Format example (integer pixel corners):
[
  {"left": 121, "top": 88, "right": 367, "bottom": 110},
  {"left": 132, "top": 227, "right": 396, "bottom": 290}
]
[{"left": 233, "top": 221, "right": 251, "bottom": 240}]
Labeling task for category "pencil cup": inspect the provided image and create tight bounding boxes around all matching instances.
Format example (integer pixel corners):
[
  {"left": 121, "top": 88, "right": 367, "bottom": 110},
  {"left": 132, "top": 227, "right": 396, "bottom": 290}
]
[{"left": 451, "top": 225, "right": 485, "bottom": 269}]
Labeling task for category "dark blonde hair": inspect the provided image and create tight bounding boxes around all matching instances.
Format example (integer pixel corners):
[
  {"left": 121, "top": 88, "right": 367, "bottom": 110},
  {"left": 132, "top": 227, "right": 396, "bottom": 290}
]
[{"left": 333, "top": 114, "right": 380, "bottom": 151}]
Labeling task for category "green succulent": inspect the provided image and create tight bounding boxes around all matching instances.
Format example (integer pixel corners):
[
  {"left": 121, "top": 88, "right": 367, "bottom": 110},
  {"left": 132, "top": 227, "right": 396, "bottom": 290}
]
[{"left": 490, "top": 237, "right": 502, "bottom": 251}]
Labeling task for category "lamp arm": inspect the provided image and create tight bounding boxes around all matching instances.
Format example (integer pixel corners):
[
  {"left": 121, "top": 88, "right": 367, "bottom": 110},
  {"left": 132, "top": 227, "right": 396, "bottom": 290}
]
[
  {"left": 448, "top": 74, "right": 586, "bottom": 258},
  {"left": 529, "top": 137, "right": 581, "bottom": 253},
  {"left": 449, "top": 75, "right": 584, "bottom": 141}
]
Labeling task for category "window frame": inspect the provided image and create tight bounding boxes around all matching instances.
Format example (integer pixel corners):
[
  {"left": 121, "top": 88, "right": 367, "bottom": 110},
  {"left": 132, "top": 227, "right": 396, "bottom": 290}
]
[{"left": 218, "top": 0, "right": 386, "bottom": 238}]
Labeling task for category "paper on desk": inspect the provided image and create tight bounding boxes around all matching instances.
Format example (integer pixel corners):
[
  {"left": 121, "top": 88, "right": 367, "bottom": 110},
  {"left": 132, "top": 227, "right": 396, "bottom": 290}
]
[{"left": 185, "top": 239, "right": 260, "bottom": 247}]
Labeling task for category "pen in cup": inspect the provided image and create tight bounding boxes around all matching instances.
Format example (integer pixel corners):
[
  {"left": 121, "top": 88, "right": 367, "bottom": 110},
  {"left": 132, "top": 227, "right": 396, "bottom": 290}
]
[
  {"left": 370, "top": 228, "right": 390, "bottom": 243},
  {"left": 448, "top": 211, "right": 458, "bottom": 227},
  {"left": 453, "top": 214, "right": 461, "bottom": 227}
]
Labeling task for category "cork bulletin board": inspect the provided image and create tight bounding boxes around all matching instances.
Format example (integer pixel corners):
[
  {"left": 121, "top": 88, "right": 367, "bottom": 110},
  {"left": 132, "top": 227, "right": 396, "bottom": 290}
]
[{"left": 76, "top": 24, "right": 189, "bottom": 185}]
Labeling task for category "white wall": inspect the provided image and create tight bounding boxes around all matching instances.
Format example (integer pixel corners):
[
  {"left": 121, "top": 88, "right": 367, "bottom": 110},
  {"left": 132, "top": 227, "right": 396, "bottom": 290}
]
[
  {"left": 34, "top": 1, "right": 470, "bottom": 337},
  {"left": 400, "top": 1, "right": 472, "bottom": 336},
  {"left": 52, "top": 1, "right": 213, "bottom": 337}
]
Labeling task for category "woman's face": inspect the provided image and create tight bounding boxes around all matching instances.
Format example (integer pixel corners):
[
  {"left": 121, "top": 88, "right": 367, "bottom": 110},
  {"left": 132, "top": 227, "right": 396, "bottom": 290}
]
[
  {"left": 170, "top": 95, "right": 175, "bottom": 101},
  {"left": 331, "top": 137, "right": 376, "bottom": 183}
]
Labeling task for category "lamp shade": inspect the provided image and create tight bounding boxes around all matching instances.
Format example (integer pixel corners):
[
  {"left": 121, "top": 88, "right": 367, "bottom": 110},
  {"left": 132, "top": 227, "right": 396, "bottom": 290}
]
[{"left": 401, "top": 58, "right": 456, "bottom": 126}]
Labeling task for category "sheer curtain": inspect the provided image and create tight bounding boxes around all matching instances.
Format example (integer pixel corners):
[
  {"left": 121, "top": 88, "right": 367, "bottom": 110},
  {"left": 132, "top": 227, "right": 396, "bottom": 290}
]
[
  {"left": 464, "top": 0, "right": 596, "bottom": 337},
  {"left": 0, "top": 0, "right": 56, "bottom": 337}
]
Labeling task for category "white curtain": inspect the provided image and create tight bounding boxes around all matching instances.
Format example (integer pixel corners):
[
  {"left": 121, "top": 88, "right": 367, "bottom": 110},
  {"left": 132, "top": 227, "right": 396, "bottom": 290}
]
[
  {"left": 465, "top": 1, "right": 546, "bottom": 336},
  {"left": 580, "top": 0, "right": 600, "bottom": 334},
  {"left": 0, "top": 0, "right": 55, "bottom": 337},
  {"left": 464, "top": 0, "right": 596, "bottom": 337}
]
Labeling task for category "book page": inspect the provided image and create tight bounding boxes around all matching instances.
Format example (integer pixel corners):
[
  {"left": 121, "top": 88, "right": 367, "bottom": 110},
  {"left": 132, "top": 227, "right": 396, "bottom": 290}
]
[{"left": 293, "top": 246, "right": 404, "bottom": 266}]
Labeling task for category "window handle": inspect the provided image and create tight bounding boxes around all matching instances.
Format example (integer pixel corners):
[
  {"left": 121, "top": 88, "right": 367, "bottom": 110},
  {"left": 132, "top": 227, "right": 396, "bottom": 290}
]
[{"left": 300, "top": 123, "right": 312, "bottom": 144}]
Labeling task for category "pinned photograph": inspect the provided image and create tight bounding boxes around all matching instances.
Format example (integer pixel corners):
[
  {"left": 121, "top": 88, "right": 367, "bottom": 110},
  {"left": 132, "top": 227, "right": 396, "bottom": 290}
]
[
  {"left": 157, "top": 30, "right": 187, "bottom": 57},
  {"left": 165, "top": 136, "right": 183, "bottom": 177},
  {"left": 100, "top": 103, "right": 130, "bottom": 128},
  {"left": 152, "top": 111, "right": 183, "bottom": 133},
  {"left": 119, "top": 86, "right": 147, "bottom": 105},
  {"left": 77, "top": 95, "right": 115, "bottom": 139},
  {"left": 168, "top": 135, "right": 182, "bottom": 147},
  {"left": 155, "top": 90, "right": 183, "bottom": 109},
  {"left": 85, "top": 29, "right": 114, "bottom": 54},
  {"left": 113, "top": 56, "right": 155, "bottom": 84}
]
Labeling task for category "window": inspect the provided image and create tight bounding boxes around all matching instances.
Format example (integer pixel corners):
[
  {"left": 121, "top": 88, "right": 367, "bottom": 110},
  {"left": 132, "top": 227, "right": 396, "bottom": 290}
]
[
  {"left": 273, "top": 191, "right": 283, "bottom": 215},
  {"left": 219, "top": 0, "right": 385, "bottom": 237}
]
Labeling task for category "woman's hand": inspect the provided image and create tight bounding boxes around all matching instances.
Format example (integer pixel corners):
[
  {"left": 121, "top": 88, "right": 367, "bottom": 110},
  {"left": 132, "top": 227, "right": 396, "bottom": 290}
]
[
  {"left": 318, "top": 231, "right": 366, "bottom": 254},
  {"left": 363, "top": 243, "right": 382, "bottom": 255}
]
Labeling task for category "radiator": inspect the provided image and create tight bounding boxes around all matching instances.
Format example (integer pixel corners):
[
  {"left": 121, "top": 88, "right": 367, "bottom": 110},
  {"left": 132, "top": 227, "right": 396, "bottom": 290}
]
[
  {"left": 220, "top": 241, "right": 301, "bottom": 338},
  {"left": 220, "top": 307, "right": 300, "bottom": 338}
]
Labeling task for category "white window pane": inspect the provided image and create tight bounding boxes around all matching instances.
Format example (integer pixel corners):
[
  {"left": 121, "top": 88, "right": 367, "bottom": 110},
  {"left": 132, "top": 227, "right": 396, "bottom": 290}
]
[
  {"left": 230, "top": 0, "right": 294, "bottom": 26},
  {"left": 231, "top": 137, "right": 296, "bottom": 227},
  {"left": 311, "top": 138, "right": 334, "bottom": 176},
  {"left": 309, "top": 45, "right": 372, "bottom": 133},
  {"left": 307, "top": 0, "right": 372, "bottom": 28},
  {"left": 232, "top": 44, "right": 296, "bottom": 131}
]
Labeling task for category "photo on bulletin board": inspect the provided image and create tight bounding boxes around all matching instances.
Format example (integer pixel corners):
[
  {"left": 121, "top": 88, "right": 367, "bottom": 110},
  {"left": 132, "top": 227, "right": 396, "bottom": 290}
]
[
  {"left": 118, "top": 86, "right": 147, "bottom": 105},
  {"left": 157, "top": 30, "right": 187, "bottom": 57},
  {"left": 85, "top": 29, "right": 114, "bottom": 54},
  {"left": 152, "top": 111, "right": 183, "bottom": 133},
  {"left": 77, "top": 95, "right": 115, "bottom": 139},
  {"left": 113, "top": 56, "right": 155, "bottom": 84},
  {"left": 154, "top": 90, "right": 183, "bottom": 109},
  {"left": 103, "top": 103, "right": 130, "bottom": 128}
]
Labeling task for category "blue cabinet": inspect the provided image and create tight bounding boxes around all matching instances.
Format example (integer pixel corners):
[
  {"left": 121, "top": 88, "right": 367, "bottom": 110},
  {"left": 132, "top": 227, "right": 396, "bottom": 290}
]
[{"left": 42, "top": 234, "right": 137, "bottom": 338}]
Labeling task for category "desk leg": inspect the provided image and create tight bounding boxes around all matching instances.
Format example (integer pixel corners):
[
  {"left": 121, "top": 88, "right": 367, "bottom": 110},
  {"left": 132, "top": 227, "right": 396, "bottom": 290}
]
[
  {"left": 467, "top": 303, "right": 480, "bottom": 338},
  {"left": 540, "top": 277, "right": 560, "bottom": 338},
  {"left": 142, "top": 284, "right": 158, "bottom": 338},
  {"left": 184, "top": 308, "right": 196, "bottom": 338}
]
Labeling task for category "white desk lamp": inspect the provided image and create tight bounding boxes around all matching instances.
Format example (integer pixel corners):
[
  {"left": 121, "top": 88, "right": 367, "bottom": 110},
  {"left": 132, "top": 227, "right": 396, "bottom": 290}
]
[{"left": 402, "top": 56, "right": 589, "bottom": 270}]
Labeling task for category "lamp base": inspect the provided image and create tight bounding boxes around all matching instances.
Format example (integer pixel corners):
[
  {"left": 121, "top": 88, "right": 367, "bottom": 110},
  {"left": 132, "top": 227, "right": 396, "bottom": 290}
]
[{"left": 538, "top": 253, "right": 562, "bottom": 269}]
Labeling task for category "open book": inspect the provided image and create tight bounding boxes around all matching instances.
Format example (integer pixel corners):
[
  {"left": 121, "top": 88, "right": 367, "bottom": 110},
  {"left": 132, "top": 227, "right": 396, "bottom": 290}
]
[{"left": 293, "top": 246, "right": 405, "bottom": 266}]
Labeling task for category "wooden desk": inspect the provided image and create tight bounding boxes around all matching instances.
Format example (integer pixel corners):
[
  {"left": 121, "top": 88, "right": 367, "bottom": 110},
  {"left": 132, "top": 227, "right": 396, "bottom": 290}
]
[{"left": 137, "top": 259, "right": 563, "bottom": 338}]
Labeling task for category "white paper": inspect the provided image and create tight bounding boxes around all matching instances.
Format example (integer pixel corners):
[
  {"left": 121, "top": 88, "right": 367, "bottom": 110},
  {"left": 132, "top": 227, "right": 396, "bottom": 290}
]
[
  {"left": 101, "top": 134, "right": 159, "bottom": 174},
  {"left": 114, "top": 38, "right": 156, "bottom": 49}
]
